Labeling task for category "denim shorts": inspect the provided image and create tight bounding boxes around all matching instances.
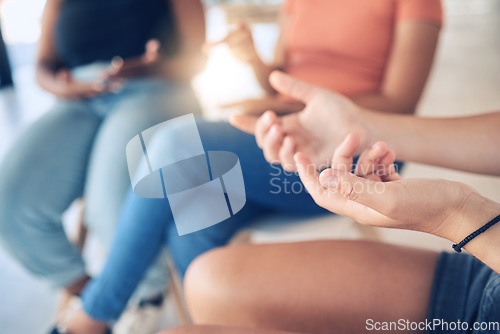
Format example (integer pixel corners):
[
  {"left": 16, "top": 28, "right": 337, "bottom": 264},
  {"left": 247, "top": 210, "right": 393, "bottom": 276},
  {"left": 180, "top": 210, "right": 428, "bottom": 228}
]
[{"left": 427, "top": 252, "right": 500, "bottom": 333}]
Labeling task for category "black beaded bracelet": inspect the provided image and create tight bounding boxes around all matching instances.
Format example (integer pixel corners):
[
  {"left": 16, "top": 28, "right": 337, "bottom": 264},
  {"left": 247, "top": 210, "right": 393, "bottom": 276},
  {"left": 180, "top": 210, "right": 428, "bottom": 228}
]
[{"left": 452, "top": 214, "right": 500, "bottom": 253}]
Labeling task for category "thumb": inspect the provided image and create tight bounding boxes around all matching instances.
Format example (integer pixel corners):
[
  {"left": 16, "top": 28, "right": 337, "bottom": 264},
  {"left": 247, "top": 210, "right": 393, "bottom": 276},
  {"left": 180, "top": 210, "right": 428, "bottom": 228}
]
[
  {"left": 229, "top": 114, "right": 257, "bottom": 134},
  {"left": 269, "top": 71, "right": 320, "bottom": 103},
  {"left": 319, "top": 169, "right": 397, "bottom": 215}
]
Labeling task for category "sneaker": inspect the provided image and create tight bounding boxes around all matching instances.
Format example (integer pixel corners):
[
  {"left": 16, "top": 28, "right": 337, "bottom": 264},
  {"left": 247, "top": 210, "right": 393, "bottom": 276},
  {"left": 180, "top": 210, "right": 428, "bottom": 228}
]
[{"left": 112, "top": 294, "right": 165, "bottom": 334}]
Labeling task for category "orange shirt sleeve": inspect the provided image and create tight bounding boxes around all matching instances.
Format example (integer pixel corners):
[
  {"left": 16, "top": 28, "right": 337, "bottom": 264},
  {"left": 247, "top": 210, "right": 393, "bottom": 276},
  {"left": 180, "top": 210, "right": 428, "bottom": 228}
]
[{"left": 396, "top": 0, "right": 443, "bottom": 26}]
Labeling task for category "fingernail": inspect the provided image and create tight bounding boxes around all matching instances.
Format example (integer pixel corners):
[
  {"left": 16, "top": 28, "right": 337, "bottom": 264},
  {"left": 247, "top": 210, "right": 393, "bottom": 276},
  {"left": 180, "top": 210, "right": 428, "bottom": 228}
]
[{"left": 323, "top": 174, "right": 338, "bottom": 188}]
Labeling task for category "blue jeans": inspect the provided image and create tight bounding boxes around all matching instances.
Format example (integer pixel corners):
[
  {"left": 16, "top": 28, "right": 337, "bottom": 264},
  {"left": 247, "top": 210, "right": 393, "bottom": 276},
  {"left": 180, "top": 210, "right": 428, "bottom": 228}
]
[
  {"left": 0, "top": 63, "right": 200, "bottom": 298},
  {"left": 81, "top": 118, "right": 336, "bottom": 321}
]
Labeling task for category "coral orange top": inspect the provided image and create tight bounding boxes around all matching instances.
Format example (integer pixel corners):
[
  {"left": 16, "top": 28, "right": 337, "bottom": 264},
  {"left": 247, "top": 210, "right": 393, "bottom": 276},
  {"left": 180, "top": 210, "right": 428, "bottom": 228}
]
[{"left": 282, "top": 0, "right": 443, "bottom": 96}]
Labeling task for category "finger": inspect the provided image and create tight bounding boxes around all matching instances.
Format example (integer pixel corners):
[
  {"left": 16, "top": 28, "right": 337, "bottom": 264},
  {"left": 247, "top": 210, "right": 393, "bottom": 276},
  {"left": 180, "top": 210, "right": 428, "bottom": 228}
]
[
  {"left": 262, "top": 124, "right": 283, "bottom": 163},
  {"left": 269, "top": 71, "right": 321, "bottom": 103},
  {"left": 106, "top": 59, "right": 148, "bottom": 78},
  {"left": 204, "top": 35, "right": 231, "bottom": 50},
  {"left": 379, "top": 150, "right": 402, "bottom": 181},
  {"left": 89, "top": 82, "right": 108, "bottom": 95},
  {"left": 144, "top": 39, "right": 161, "bottom": 62},
  {"left": 354, "top": 141, "right": 388, "bottom": 177},
  {"left": 111, "top": 56, "right": 124, "bottom": 69},
  {"left": 76, "top": 82, "right": 107, "bottom": 98},
  {"left": 204, "top": 24, "right": 246, "bottom": 50},
  {"left": 364, "top": 173, "right": 383, "bottom": 182},
  {"left": 229, "top": 114, "right": 258, "bottom": 134},
  {"left": 255, "top": 111, "right": 277, "bottom": 148},
  {"left": 294, "top": 152, "right": 324, "bottom": 198},
  {"left": 318, "top": 168, "right": 400, "bottom": 226},
  {"left": 279, "top": 136, "right": 297, "bottom": 172},
  {"left": 107, "top": 79, "right": 125, "bottom": 93},
  {"left": 335, "top": 172, "right": 401, "bottom": 215},
  {"left": 332, "top": 133, "right": 360, "bottom": 174}
]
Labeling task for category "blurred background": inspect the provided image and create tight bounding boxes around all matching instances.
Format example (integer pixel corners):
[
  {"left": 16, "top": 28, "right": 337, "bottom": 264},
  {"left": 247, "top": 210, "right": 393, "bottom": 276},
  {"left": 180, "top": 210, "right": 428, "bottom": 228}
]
[{"left": 0, "top": 0, "right": 500, "bottom": 333}]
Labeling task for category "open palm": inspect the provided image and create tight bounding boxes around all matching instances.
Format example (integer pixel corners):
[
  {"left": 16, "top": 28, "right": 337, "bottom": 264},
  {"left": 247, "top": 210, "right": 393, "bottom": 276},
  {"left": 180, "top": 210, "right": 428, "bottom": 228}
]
[{"left": 230, "top": 72, "right": 372, "bottom": 171}]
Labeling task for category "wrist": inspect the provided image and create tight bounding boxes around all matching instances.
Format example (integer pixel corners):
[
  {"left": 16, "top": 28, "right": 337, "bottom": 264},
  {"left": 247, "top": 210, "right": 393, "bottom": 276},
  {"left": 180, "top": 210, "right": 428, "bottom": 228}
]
[
  {"left": 446, "top": 186, "right": 500, "bottom": 272},
  {"left": 444, "top": 185, "right": 500, "bottom": 245}
]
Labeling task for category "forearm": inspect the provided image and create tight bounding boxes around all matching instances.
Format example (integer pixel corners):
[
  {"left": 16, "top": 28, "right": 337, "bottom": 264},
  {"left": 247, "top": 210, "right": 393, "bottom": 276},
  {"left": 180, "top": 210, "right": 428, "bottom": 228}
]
[
  {"left": 160, "top": 53, "right": 207, "bottom": 81},
  {"left": 365, "top": 110, "right": 500, "bottom": 175},
  {"left": 165, "top": 0, "right": 206, "bottom": 81},
  {"left": 352, "top": 93, "right": 416, "bottom": 115},
  {"left": 36, "top": 62, "right": 59, "bottom": 94},
  {"left": 447, "top": 191, "right": 500, "bottom": 274}
]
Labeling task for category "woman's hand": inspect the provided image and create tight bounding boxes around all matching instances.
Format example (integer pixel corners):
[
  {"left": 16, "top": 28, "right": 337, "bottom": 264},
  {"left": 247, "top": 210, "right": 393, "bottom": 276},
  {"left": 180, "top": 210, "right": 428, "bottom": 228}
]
[
  {"left": 295, "top": 133, "right": 487, "bottom": 240},
  {"left": 48, "top": 68, "right": 118, "bottom": 100},
  {"left": 230, "top": 72, "right": 373, "bottom": 172},
  {"left": 103, "top": 39, "right": 162, "bottom": 79},
  {"left": 206, "top": 23, "right": 259, "bottom": 63},
  {"left": 297, "top": 133, "right": 500, "bottom": 273}
]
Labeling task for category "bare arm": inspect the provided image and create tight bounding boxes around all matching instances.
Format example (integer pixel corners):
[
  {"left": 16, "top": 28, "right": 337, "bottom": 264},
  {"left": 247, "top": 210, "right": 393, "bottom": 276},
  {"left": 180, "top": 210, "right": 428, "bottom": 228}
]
[
  {"left": 352, "top": 21, "right": 440, "bottom": 114},
  {"left": 36, "top": 0, "right": 64, "bottom": 92},
  {"left": 214, "top": 14, "right": 304, "bottom": 115},
  {"left": 161, "top": 0, "right": 206, "bottom": 80},
  {"left": 367, "top": 110, "right": 500, "bottom": 175},
  {"left": 36, "top": 0, "right": 109, "bottom": 98},
  {"left": 210, "top": 10, "right": 287, "bottom": 96},
  {"left": 296, "top": 134, "right": 500, "bottom": 274},
  {"left": 247, "top": 13, "right": 287, "bottom": 95},
  {"left": 231, "top": 72, "right": 500, "bottom": 175}
]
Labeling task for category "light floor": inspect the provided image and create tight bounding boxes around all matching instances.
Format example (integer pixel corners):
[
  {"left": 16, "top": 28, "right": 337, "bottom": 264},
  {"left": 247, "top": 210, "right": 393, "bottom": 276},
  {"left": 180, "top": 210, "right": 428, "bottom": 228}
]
[{"left": 0, "top": 0, "right": 499, "bottom": 333}]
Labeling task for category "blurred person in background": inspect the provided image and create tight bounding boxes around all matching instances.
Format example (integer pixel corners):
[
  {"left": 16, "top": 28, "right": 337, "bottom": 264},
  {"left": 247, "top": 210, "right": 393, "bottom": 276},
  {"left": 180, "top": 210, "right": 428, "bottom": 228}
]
[
  {"left": 214, "top": 0, "right": 442, "bottom": 116},
  {"left": 0, "top": 0, "right": 205, "bottom": 333},
  {"left": 59, "top": 0, "right": 443, "bottom": 333}
]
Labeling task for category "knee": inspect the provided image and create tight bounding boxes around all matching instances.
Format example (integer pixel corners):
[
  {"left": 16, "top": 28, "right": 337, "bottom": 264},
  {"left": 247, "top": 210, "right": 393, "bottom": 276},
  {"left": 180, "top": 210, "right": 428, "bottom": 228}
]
[{"left": 184, "top": 246, "right": 258, "bottom": 326}]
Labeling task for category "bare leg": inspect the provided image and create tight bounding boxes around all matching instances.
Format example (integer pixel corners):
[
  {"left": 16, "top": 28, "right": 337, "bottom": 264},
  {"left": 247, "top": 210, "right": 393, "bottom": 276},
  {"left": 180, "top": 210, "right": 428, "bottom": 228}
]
[
  {"left": 185, "top": 240, "right": 438, "bottom": 334},
  {"left": 160, "top": 325, "right": 298, "bottom": 334}
]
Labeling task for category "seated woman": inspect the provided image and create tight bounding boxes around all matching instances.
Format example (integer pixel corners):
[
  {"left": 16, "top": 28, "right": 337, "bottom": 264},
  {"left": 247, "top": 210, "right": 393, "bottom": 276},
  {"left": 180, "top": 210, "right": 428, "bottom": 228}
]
[
  {"left": 180, "top": 75, "right": 500, "bottom": 333},
  {"left": 62, "top": 0, "right": 442, "bottom": 332},
  {"left": 0, "top": 0, "right": 204, "bottom": 332}
]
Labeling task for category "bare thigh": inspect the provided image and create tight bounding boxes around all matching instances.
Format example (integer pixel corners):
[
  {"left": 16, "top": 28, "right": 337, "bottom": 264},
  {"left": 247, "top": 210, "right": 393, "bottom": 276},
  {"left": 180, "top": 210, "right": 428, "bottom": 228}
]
[
  {"left": 161, "top": 325, "right": 297, "bottom": 334},
  {"left": 185, "top": 240, "right": 439, "bottom": 334}
]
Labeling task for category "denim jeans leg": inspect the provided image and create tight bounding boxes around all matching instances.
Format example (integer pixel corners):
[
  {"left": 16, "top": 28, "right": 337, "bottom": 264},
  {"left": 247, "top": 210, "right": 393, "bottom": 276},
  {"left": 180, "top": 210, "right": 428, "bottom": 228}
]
[
  {"left": 83, "top": 79, "right": 202, "bottom": 305},
  {"left": 81, "top": 192, "right": 171, "bottom": 321},
  {"left": 0, "top": 100, "right": 101, "bottom": 288}
]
